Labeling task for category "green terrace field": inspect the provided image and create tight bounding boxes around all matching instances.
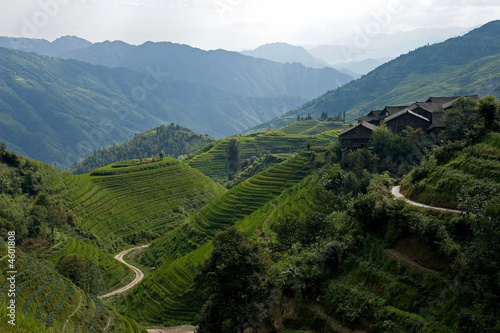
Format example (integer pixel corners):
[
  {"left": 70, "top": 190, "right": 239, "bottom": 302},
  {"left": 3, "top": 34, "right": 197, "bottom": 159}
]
[
  {"left": 279, "top": 119, "right": 348, "bottom": 135},
  {"left": 0, "top": 250, "right": 143, "bottom": 332},
  {"left": 237, "top": 173, "right": 327, "bottom": 235},
  {"left": 187, "top": 129, "right": 342, "bottom": 182},
  {"left": 121, "top": 154, "right": 316, "bottom": 324},
  {"left": 51, "top": 158, "right": 225, "bottom": 249},
  {"left": 42, "top": 232, "right": 132, "bottom": 293},
  {"left": 401, "top": 132, "right": 500, "bottom": 209}
]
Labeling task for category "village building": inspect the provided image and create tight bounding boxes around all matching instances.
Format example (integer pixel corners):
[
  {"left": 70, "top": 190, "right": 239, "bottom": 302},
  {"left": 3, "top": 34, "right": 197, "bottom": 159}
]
[
  {"left": 338, "top": 121, "right": 377, "bottom": 149},
  {"left": 384, "top": 109, "right": 431, "bottom": 134},
  {"left": 341, "top": 95, "right": 478, "bottom": 149}
]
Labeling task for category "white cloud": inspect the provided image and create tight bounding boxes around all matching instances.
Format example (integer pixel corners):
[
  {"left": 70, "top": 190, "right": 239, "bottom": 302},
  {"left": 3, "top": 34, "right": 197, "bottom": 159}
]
[{"left": 0, "top": 0, "right": 498, "bottom": 49}]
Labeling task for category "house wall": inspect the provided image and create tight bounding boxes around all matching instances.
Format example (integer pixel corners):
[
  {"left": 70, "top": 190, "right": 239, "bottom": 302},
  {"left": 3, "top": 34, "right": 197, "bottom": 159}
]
[
  {"left": 339, "top": 126, "right": 373, "bottom": 148},
  {"left": 386, "top": 113, "right": 429, "bottom": 134}
]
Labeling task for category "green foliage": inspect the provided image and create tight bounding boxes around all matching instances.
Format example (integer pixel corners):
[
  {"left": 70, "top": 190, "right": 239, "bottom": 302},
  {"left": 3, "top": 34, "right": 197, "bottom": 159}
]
[
  {"left": 326, "top": 281, "right": 384, "bottom": 323},
  {"left": 372, "top": 124, "right": 433, "bottom": 177},
  {"left": 225, "top": 138, "right": 241, "bottom": 179},
  {"left": 442, "top": 97, "right": 480, "bottom": 141},
  {"left": 56, "top": 253, "right": 104, "bottom": 294},
  {"left": 195, "top": 227, "right": 275, "bottom": 333}
]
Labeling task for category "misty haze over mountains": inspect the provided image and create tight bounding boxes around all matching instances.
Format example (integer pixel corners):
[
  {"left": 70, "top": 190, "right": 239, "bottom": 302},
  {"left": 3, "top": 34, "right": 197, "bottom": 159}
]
[{"left": 242, "top": 26, "right": 470, "bottom": 77}]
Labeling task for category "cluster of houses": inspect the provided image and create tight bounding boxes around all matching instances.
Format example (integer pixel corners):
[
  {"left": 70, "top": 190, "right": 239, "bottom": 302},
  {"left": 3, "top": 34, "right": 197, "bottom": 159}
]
[{"left": 338, "top": 95, "right": 478, "bottom": 149}]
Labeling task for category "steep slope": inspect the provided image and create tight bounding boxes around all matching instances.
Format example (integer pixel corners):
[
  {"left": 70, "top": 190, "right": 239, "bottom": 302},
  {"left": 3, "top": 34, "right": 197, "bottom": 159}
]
[
  {"left": 42, "top": 232, "right": 133, "bottom": 293},
  {"left": 250, "top": 20, "right": 500, "bottom": 131},
  {"left": 401, "top": 131, "right": 500, "bottom": 209},
  {"left": 121, "top": 154, "right": 315, "bottom": 324},
  {"left": 0, "top": 47, "right": 304, "bottom": 168},
  {"left": 57, "top": 40, "right": 353, "bottom": 100},
  {"left": 0, "top": 251, "right": 143, "bottom": 332},
  {"left": 55, "top": 159, "right": 225, "bottom": 249},
  {"left": 69, "top": 124, "right": 214, "bottom": 174},
  {"left": 0, "top": 147, "right": 144, "bottom": 332},
  {"left": 186, "top": 130, "right": 338, "bottom": 183}
]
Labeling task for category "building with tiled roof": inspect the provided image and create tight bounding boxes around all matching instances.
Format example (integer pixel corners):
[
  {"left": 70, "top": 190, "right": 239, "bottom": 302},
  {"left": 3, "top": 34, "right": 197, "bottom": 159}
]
[{"left": 342, "top": 95, "right": 478, "bottom": 148}]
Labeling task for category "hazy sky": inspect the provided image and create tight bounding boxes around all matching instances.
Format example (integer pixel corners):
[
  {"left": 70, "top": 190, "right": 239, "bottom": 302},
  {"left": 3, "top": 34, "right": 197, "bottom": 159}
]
[{"left": 1, "top": 0, "right": 499, "bottom": 50}]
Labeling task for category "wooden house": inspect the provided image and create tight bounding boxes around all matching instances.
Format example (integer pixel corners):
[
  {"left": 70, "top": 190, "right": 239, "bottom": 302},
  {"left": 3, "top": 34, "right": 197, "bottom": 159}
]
[
  {"left": 338, "top": 121, "right": 377, "bottom": 148},
  {"left": 384, "top": 109, "right": 430, "bottom": 134}
]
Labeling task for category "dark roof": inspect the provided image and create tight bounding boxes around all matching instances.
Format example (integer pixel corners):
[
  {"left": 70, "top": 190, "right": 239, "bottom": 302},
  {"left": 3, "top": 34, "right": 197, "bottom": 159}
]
[
  {"left": 383, "top": 106, "right": 408, "bottom": 116},
  {"left": 339, "top": 121, "right": 377, "bottom": 136},
  {"left": 356, "top": 115, "right": 375, "bottom": 122},
  {"left": 425, "top": 96, "right": 460, "bottom": 104},
  {"left": 429, "top": 112, "right": 445, "bottom": 129},
  {"left": 384, "top": 109, "right": 430, "bottom": 123}
]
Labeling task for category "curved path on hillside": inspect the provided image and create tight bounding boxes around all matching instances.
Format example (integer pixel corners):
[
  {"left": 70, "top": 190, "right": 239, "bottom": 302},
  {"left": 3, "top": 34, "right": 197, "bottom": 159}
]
[
  {"left": 391, "top": 186, "right": 464, "bottom": 214},
  {"left": 98, "top": 244, "right": 150, "bottom": 299}
]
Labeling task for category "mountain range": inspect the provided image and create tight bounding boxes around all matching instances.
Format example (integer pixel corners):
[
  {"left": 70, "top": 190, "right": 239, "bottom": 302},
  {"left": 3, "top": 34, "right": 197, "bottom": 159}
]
[
  {"left": 0, "top": 36, "right": 352, "bottom": 100},
  {"left": 0, "top": 37, "right": 353, "bottom": 168},
  {"left": 247, "top": 20, "right": 500, "bottom": 132}
]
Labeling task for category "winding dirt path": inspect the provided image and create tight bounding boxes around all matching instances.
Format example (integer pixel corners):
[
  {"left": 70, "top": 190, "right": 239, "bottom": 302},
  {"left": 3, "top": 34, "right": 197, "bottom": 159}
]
[
  {"left": 98, "top": 244, "right": 149, "bottom": 299},
  {"left": 391, "top": 186, "right": 464, "bottom": 214}
]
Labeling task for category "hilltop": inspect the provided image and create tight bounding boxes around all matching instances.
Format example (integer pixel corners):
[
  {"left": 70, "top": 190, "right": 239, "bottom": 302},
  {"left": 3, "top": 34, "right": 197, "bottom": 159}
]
[
  {"left": 250, "top": 20, "right": 500, "bottom": 132},
  {"left": 69, "top": 124, "right": 214, "bottom": 174}
]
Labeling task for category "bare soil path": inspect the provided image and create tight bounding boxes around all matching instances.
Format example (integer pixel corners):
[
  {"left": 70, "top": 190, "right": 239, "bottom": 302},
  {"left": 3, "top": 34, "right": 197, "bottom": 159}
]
[
  {"left": 98, "top": 244, "right": 149, "bottom": 299},
  {"left": 391, "top": 186, "right": 464, "bottom": 214},
  {"left": 146, "top": 326, "right": 195, "bottom": 333}
]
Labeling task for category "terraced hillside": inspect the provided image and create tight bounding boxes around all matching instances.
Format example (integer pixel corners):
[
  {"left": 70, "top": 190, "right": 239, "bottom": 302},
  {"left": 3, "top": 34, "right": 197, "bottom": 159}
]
[
  {"left": 121, "top": 154, "right": 315, "bottom": 324},
  {"left": 236, "top": 173, "right": 327, "bottom": 235},
  {"left": 187, "top": 130, "right": 340, "bottom": 183},
  {"left": 56, "top": 159, "right": 226, "bottom": 248},
  {"left": 275, "top": 119, "right": 347, "bottom": 135},
  {"left": 0, "top": 251, "right": 143, "bottom": 332},
  {"left": 42, "top": 232, "right": 132, "bottom": 293},
  {"left": 401, "top": 132, "right": 500, "bottom": 209}
]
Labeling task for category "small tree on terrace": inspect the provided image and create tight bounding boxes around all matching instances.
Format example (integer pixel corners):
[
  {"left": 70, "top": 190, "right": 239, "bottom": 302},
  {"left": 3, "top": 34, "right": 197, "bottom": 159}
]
[{"left": 226, "top": 138, "right": 241, "bottom": 179}]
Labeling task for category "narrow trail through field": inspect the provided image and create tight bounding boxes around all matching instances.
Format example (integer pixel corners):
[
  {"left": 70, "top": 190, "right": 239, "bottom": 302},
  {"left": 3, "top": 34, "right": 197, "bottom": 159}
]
[
  {"left": 391, "top": 186, "right": 464, "bottom": 214},
  {"left": 98, "top": 244, "right": 149, "bottom": 299}
]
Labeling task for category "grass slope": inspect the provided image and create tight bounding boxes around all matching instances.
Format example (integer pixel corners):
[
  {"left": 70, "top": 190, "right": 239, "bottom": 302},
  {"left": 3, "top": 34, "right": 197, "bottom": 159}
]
[
  {"left": 57, "top": 159, "right": 226, "bottom": 249},
  {"left": 0, "top": 250, "right": 143, "bottom": 333},
  {"left": 401, "top": 132, "right": 500, "bottom": 209},
  {"left": 121, "top": 154, "right": 315, "bottom": 324},
  {"left": 42, "top": 232, "right": 132, "bottom": 293}
]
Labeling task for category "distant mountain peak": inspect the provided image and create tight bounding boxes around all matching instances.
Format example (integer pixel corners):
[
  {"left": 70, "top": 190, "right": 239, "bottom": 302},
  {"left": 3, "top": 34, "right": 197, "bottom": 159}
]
[{"left": 241, "top": 42, "right": 330, "bottom": 69}]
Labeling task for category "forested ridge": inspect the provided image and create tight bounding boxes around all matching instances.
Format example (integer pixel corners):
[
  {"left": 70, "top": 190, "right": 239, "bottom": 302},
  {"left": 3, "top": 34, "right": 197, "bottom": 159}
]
[{"left": 70, "top": 123, "right": 214, "bottom": 174}]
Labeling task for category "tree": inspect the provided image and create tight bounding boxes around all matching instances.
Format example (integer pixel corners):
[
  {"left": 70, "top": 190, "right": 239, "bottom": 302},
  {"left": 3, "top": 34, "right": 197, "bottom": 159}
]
[
  {"left": 320, "top": 111, "right": 328, "bottom": 121},
  {"left": 56, "top": 254, "right": 103, "bottom": 294},
  {"left": 226, "top": 139, "right": 241, "bottom": 179},
  {"left": 195, "top": 227, "right": 274, "bottom": 333},
  {"left": 477, "top": 95, "right": 499, "bottom": 131},
  {"left": 442, "top": 97, "right": 479, "bottom": 141}
]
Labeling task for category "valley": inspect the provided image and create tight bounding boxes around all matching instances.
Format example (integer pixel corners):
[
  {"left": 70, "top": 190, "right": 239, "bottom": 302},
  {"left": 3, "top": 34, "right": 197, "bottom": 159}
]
[{"left": 0, "top": 18, "right": 499, "bottom": 333}]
